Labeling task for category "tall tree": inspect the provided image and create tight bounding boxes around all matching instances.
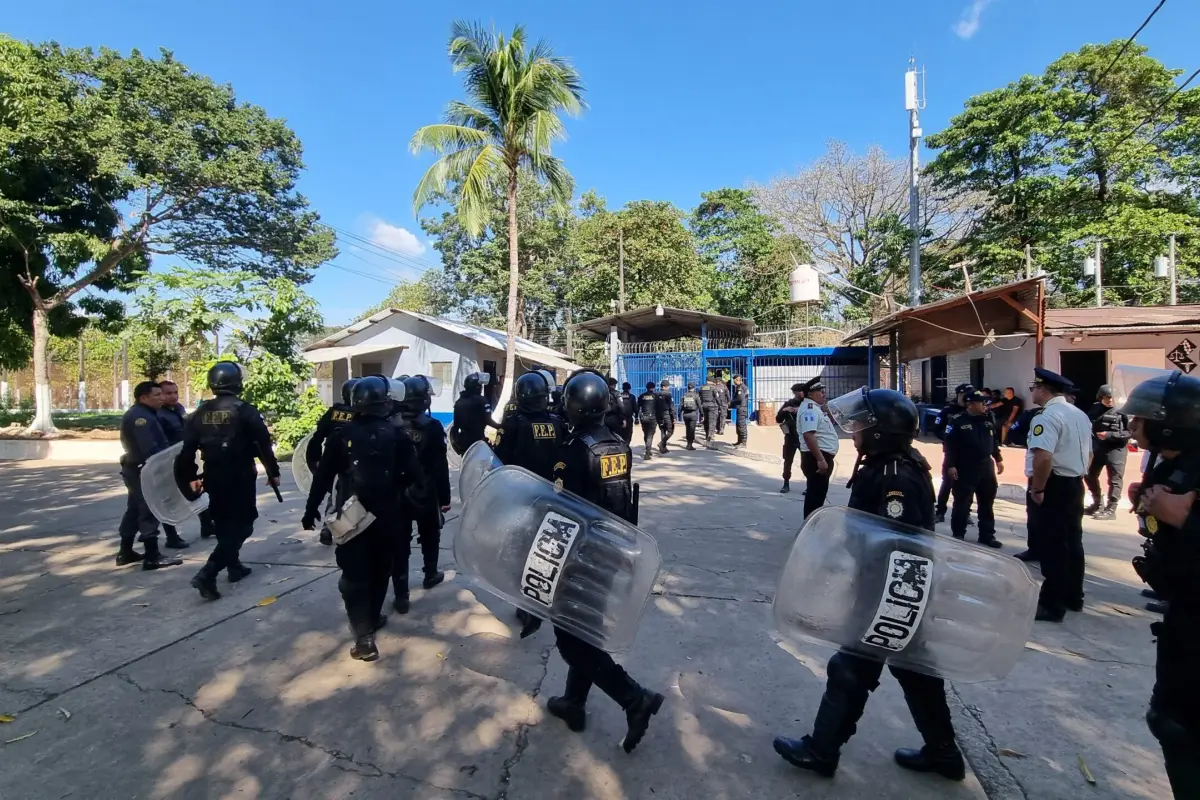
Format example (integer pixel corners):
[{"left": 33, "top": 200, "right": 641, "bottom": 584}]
[
  {"left": 0, "top": 40, "right": 334, "bottom": 433},
  {"left": 411, "top": 21, "right": 584, "bottom": 413},
  {"left": 357, "top": 271, "right": 455, "bottom": 320}
]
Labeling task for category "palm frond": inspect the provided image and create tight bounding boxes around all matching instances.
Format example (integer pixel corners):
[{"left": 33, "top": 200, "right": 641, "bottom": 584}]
[
  {"left": 534, "top": 155, "right": 575, "bottom": 211},
  {"left": 444, "top": 100, "right": 501, "bottom": 137},
  {"left": 522, "top": 110, "right": 566, "bottom": 171},
  {"left": 448, "top": 20, "right": 492, "bottom": 71},
  {"left": 457, "top": 145, "right": 505, "bottom": 236},
  {"left": 409, "top": 123, "right": 490, "bottom": 155}
]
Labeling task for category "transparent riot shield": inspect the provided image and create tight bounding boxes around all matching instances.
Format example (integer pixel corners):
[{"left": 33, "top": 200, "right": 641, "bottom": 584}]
[
  {"left": 447, "top": 444, "right": 463, "bottom": 470},
  {"left": 458, "top": 439, "right": 502, "bottom": 502},
  {"left": 773, "top": 506, "right": 1038, "bottom": 682},
  {"left": 455, "top": 465, "right": 661, "bottom": 653},
  {"left": 292, "top": 432, "right": 315, "bottom": 495},
  {"left": 1110, "top": 364, "right": 1175, "bottom": 412},
  {"left": 141, "top": 442, "right": 209, "bottom": 525}
]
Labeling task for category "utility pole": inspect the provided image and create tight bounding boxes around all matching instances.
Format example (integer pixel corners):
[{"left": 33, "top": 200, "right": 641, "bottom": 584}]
[
  {"left": 618, "top": 225, "right": 626, "bottom": 313},
  {"left": 1170, "top": 233, "right": 1177, "bottom": 306},
  {"left": 564, "top": 308, "right": 574, "bottom": 358},
  {"left": 1095, "top": 240, "right": 1103, "bottom": 308},
  {"left": 905, "top": 58, "right": 925, "bottom": 307},
  {"left": 77, "top": 336, "right": 86, "bottom": 413},
  {"left": 1024, "top": 244, "right": 1033, "bottom": 280}
]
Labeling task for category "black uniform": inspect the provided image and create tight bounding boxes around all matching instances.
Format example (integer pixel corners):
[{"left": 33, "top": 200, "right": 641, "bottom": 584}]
[
  {"left": 450, "top": 391, "right": 493, "bottom": 455},
  {"left": 390, "top": 411, "right": 452, "bottom": 594},
  {"left": 678, "top": 389, "right": 701, "bottom": 449},
  {"left": 617, "top": 390, "right": 637, "bottom": 444},
  {"left": 1084, "top": 403, "right": 1130, "bottom": 512},
  {"left": 307, "top": 416, "right": 422, "bottom": 639},
  {"left": 495, "top": 409, "right": 565, "bottom": 480},
  {"left": 732, "top": 381, "right": 750, "bottom": 445},
  {"left": 654, "top": 389, "right": 675, "bottom": 452},
  {"left": 638, "top": 389, "right": 658, "bottom": 459},
  {"left": 932, "top": 400, "right": 965, "bottom": 516},
  {"left": 942, "top": 411, "right": 1002, "bottom": 545},
  {"left": 716, "top": 382, "right": 729, "bottom": 434},
  {"left": 176, "top": 394, "right": 280, "bottom": 578},
  {"left": 118, "top": 403, "right": 170, "bottom": 553},
  {"left": 776, "top": 398, "right": 803, "bottom": 483},
  {"left": 697, "top": 382, "right": 718, "bottom": 440},
  {"left": 157, "top": 402, "right": 198, "bottom": 544},
  {"left": 604, "top": 388, "right": 628, "bottom": 439}
]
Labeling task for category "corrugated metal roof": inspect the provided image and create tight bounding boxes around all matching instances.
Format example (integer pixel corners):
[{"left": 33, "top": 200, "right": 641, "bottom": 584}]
[
  {"left": 571, "top": 306, "right": 755, "bottom": 342},
  {"left": 1045, "top": 305, "right": 1200, "bottom": 332},
  {"left": 843, "top": 278, "right": 1043, "bottom": 343}
]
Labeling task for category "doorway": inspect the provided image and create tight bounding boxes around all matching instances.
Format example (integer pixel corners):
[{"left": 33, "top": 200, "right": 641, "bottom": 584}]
[
  {"left": 1059, "top": 350, "right": 1107, "bottom": 409},
  {"left": 930, "top": 356, "right": 947, "bottom": 406},
  {"left": 482, "top": 360, "right": 499, "bottom": 407}
]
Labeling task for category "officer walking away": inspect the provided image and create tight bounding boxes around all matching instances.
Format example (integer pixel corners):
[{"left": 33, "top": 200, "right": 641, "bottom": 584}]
[
  {"left": 933, "top": 384, "right": 972, "bottom": 523},
  {"left": 495, "top": 371, "right": 565, "bottom": 638},
  {"left": 117, "top": 382, "right": 184, "bottom": 569},
  {"left": 450, "top": 372, "right": 499, "bottom": 455},
  {"left": 776, "top": 383, "right": 805, "bottom": 493},
  {"left": 1025, "top": 368, "right": 1092, "bottom": 622},
  {"left": 697, "top": 376, "right": 718, "bottom": 441},
  {"left": 678, "top": 383, "right": 702, "bottom": 450},
  {"left": 731, "top": 374, "right": 750, "bottom": 448},
  {"left": 943, "top": 390, "right": 1004, "bottom": 547},
  {"left": 655, "top": 379, "right": 675, "bottom": 454},
  {"left": 303, "top": 376, "right": 423, "bottom": 660},
  {"left": 307, "top": 379, "right": 359, "bottom": 546},
  {"left": 618, "top": 382, "right": 637, "bottom": 443},
  {"left": 177, "top": 362, "right": 281, "bottom": 601},
  {"left": 1120, "top": 371, "right": 1200, "bottom": 796},
  {"left": 637, "top": 382, "right": 658, "bottom": 460},
  {"left": 603, "top": 376, "right": 628, "bottom": 440},
  {"left": 774, "top": 388, "right": 966, "bottom": 781},
  {"left": 155, "top": 379, "right": 193, "bottom": 549},
  {"left": 389, "top": 375, "right": 452, "bottom": 613},
  {"left": 545, "top": 372, "right": 664, "bottom": 752},
  {"left": 1085, "top": 384, "right": 1131, "bottom": 520},
  {"left": 716, "top": 372, "right": 730, "bottom": 435},
  {"left": 798, "top": 378, "right": 839, "bottom": 518}
]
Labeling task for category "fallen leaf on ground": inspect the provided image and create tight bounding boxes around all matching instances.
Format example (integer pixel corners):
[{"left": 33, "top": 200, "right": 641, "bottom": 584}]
[
  {"left": 57, "top": 708, "right": 71, "bottom": 722},
  {"left": 0, "top": 714, "right": 15, "bottom": 723},
  {"left": 268, "top": 577, "right": 293, "bottom": 585},
  {"left": 255, "top": 596, "right": 277, "bottom": 607},
  {"left": 998, "top": 748, "right": 1026, "bottom": 758},
  {"left": 1077, "top": 753, "right": 1096, "bottom": 785},
  {"left": 436, "top": 653, "right": 445, "bottom": 660},
  {"left": 4, "top": 731, "right": 36, "bottom": 744}
]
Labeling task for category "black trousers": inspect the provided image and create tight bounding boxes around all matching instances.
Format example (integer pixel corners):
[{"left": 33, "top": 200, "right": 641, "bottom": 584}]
[
  {"left": 1032, "top": 473, "right": 1085, "bottom": 613},
  {"left": 202, "top": 518, "right": 254, "bottom": 575},
  {"left": 641, "top": 419, "right": 658, "bottom": 455},
  {"left": 336, "top": 520, "right": 394, "bottom": 637},
  {"left": 701, "top": 405, "right": 717, "bottom": 439},
  {"left": 734, "top": 406, "right": 748, "bottom": 443},
  {"left": 1150, "top": 637, "right": 1200, "bottom": 798},
  {"left": 682, "top": 413, "right": 698, "bottom": 446},
  {"left": 716, "top": 406, "right": 727, "bottom": 434},
  {"left": 118, "top": 467, "right": 159, "bottom": 546},
  {"left": 620, "top": 419, "right": 634, "bottom": 444},
  {"left": 199, "top": 509, "right": 215, "bottom": 538},
  {"left": 555, "top": 626, "right": 639, "bottom": 709},
  {"left": 1085, "top": 445, "right": 1127, "bottom": 505},
  {"left": 807, "top": 651, "right": 954, "bottom": 758},
  {"left": 782, "top": 435, "right": 800, "bottom": 481},
  {"left": 657, "top": 416, "right": 674, "bottom": 450},
  {"left": 394, "top": 504, "right": 442, "bottom": 597},
  {"left": 951, "top": 469, "right": 997, "bottom": 541},
  {"left": 801, "top": 450, "right": 835, "bottom": 519},
  {"left": 936, "top": 463, "right": 955, "bottom": 515}
]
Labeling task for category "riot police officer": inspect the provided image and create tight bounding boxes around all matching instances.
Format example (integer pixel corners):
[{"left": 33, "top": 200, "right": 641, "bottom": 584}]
[
  {"left": 1121, "top": 370, "right": 1200, "bottom": 796},
  {"left": 655, "top": 380, "right": 675, "bottom": 453},
  {"left": 731, "top": 374, "right": 750, "bottom": 448},
  {"left": 155, "top": 379, "right": 193, "bottom": 549},
  {"left": 303, "top": 376, "right": 424, "bottom": 661},
  {"left": 1085, "top": 384, "right": 1131, "bottom": 520},
  {"left": 603, "top": 376, "right": 628, "bottom": 440},
  {"left": 117, "top": 382, "right": 184, "bottom": 569},
  {"left": 618, "top": 382, "right": 637, "bottom": 444},
  {"left": 678, "top": 383, "right": 701, "bottom": 450},
  {"left": 697, "top": 377, "right": 718, "bottom": 441},
  {"left": 774, "top": 388, "right": 965, "bottom": 781},
  {"left": 307, "top": 379, "right": 359, "bottom": 546},
  {"left": 933, "top": 384, "right": 972, "bottom": 523},
  {"left": 776, "top": 383, "right": 805, "bottom": 493},
  {"left": 545, "top": 372, "right": 664, "bottom": 753},
  {"left": 177, "top": 362, "right": 281, "bottom": 600},
  {"left": 450, "top": 372, "right": 498, "bottom": 455},
  {"left": 943, "top": 390, "right": 1004, "bottom": 547},
  {"left": 638, "top": 382, "right": 658, "bottom": 460},
  {"left": 389, "top": 375, "right": 452, "bottom": 613}
]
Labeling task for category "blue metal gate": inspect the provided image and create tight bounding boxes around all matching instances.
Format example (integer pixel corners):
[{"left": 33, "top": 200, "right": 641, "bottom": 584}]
[{"left": 617, "top": 352, "right": 703, "bottom": 408}]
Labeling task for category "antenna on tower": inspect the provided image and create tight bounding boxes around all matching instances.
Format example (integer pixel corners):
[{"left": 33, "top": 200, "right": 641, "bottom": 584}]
[{"left": 905, "top": 58, "right": 925, "bottom": 306}]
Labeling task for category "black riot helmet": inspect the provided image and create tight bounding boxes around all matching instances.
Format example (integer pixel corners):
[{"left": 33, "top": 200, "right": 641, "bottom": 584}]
[
  {"left": 340, "top": 378, "right": 360, "bottom": 406},
  {"left": 399, "top": 375, "right": 435, "bottom": 417},
  {"left": 1096, "top": 384, "right": 1113, "bottom": 400},
  {"left": 828, "top": 387, "right": 918, "bottom": 455},
  {"left": 1119, "top": 370, "right": 1200, "bottom": 450},
  {"left": 207, "top": 361, "right": 243, "bottom": 395},
  {"left": 562, "top": 371, "right": 610, "bottom": 429},
  {"left": 515, "top": 371, "right": 550, "bottom": 413},
  {"left": 463, "top": 372, "right": 487, "bottom": 394},
  {"left": 351, "top": 376, "right": 392, "bottom": 417}
]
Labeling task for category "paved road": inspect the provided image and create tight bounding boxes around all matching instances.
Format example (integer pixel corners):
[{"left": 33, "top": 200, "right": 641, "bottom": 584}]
[{"left": 0, "top": 439, "right": 1167, "bottom": 799}]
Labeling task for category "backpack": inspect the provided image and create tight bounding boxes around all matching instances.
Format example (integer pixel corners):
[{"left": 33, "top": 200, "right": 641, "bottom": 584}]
[{"left": 682, "top": 394, "right": 697, "bottom": 411}]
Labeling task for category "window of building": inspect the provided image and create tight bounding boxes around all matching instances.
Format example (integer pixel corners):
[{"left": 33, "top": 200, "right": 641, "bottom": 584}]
[
  {"left": 430, "top": 361, "right": 452, "bottom": 394},
  {"left": 970, "top": 358, "right": 985, "bottom": 391},
  {"left": 359, "top": 361, "right": 383, "bottom": 378}
]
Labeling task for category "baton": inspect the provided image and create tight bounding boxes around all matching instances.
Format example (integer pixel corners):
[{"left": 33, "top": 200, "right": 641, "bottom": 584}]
[
  {"left": 632, "top": 482, "right": 640, "bottom": 526},
  {"left": 255, "top": 442, "right": 284, "bottom": 503}
]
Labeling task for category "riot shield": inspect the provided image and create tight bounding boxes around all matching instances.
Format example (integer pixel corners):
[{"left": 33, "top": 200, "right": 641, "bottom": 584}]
[
  {"left": 1110, "top": 364, "right": 1174, "bottom": 412},
  {"left": 457, "top": 439, "right": 502, "bottom": 502},
  {"left": 292, "top": 432, "right": 315, "bottom": 495},
  {"left": 455, "top": 465, "right": 661, "bottom": 653},
  {"left": 447, "top": 443, "right": 463, "bottom": 470},
  {"left": 773, "top": 506, "right": 1038, "bottom": 682},
  {"left": 141, "top": 442, "right": 209, "bottom": 526}
]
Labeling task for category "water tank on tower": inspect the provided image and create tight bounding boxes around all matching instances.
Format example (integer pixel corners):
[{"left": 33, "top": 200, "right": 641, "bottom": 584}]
[{"left": 789, "top": 263, "right": 820, "bottom": 304}]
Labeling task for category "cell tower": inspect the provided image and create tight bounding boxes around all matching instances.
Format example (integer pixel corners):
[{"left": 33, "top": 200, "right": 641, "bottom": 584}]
[{"left": 905, "top": 58, "right": 926, "bottom": 306}]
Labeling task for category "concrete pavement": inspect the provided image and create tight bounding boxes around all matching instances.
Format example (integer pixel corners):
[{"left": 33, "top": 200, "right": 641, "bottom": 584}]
[{"left": 0, "top": 438, "right": 1168, "bottom": 799}]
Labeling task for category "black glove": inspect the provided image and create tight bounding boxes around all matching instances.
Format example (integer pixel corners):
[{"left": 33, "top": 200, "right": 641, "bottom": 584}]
[{"left": 301, "top": 511, "right": 318, "bottom": 531}]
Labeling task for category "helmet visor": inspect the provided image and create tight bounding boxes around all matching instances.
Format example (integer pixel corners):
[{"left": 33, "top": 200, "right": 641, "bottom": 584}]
[
  {"left": 475, "top": 372, "right": 491, "bottom": 386},
  {"left": 385, "top": 379, "right": 406, "bottom": 403},
  {"left": 1112, "top": 365, "right": 1173, "bottom": 418},
  {"left": 827, "top": 387, "right": 874, "bottom": 433}
]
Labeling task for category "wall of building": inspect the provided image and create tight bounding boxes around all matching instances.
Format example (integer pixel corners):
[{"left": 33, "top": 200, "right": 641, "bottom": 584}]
[{"left": 909, "top": 337, "right": 1038, "bottom": 403}]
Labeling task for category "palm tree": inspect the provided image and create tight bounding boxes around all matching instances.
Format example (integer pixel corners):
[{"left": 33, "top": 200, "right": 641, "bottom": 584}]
[{"left": 411, "top": 21, "right": 584, "bottom": 413}]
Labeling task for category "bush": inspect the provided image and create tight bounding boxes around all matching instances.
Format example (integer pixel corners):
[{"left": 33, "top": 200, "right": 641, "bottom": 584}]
[{"left": 272, "top": 386, "right": 327, "bottom": 451}]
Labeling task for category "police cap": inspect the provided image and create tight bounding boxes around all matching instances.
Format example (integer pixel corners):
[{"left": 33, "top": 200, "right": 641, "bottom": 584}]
[
  {"left": 1032, "top": 367, "right": 1071, "bottom": 393},
  {"left": 954, "top": 383, "right": 974, "bottom": 396},
  {"left": 802, "top": 377, "right": 825, "bottom": 393},
  {"left": 965, "top": 389, "right": 991, "bottom": 404}
]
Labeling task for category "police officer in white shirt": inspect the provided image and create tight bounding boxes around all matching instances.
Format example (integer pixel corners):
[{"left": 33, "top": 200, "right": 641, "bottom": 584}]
[
  {"left": 1025, "top": 367, "right": 1092, "bottom": 622},
  {"left": 798, "top": 377, "right": 840, "bottom": 518}
]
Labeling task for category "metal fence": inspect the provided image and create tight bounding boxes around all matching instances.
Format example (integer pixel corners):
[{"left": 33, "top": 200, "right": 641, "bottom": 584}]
[
  {"left": 617, "top": 351, "right": 704, "bottom": 408},
  {"left": 750, "top": 354, "right": 869, "bottom": 404}
]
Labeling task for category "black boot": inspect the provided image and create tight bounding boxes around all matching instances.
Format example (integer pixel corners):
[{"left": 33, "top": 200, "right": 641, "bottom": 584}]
[
  {"left": 1035, "top": 604, "right": 1064, "bottom": 622},
  {"left": 621, "top": 688, "right": 664, "bottom": 753},
  {"left": 1142, "top": 588, "right": 1159, "bottom": 600},
  {"left": 190, "top": 567, "right": 221, "bottom": 601},
  {"left": 142, "top": 540, "right": 183, "bottom": 570},
  {"left": 423, "top": 571, "right": 445, "bottom": 590},
  {"left": 978, "top": 537, "right": 1003, "bottom": 549},
  {"left": 894, "top": 743, "right": 966, "bottom": 780},
  {"left": 1092, "top": 503, "right": 1116, "bottom": 520},
  {"left": 780, "top": 481, "right": 790, "bottom": 494},
  {"left": 227, "top": 562, "right": 252, "bottom": 583},
  {"left": 1084, "top": 499, "right": 1101, "bottom": 516},
  {"left": 515, "top": 608, "right": 542, "bottom": 638},
  {"left": 1014, "top": 549, "right": 1038, "bottom": 563},
  {"left": 164, "top": 533, "right": 190, "bottom": 549},
  {"left": 319, "top": 527, "right": 332, "bottom": 546},
  {"left": 935, "top": 512, "right": 946, "bottom": 524},
  {"left": 115, "top": 544, "right": 144, "bottom": 567},
  {"left": 773, "top": 736, "right": 838, "bottom": 778},
  {"left": 350, "top": 634, "right": 379, "bottom": 661},
  {"left": 393, "top": 573, "right": 410, "bottom": 614},
  {"left": 547, "top": 696, "right": 587, "bottom": 732},
  {"left": 1147, "top": 600, "right": 1170, "bottom": 614}
]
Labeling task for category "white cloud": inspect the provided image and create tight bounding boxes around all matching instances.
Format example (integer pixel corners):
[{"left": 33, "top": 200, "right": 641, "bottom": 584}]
[
  {"left": 365, "top": 216, "right": 427, "bottom": 257},
  {"left": 953, "top": 0, "right": 994, "bottom": 40}
]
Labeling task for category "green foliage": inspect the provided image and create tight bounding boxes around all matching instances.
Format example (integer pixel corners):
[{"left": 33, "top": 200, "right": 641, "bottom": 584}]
[
  {"left": 272, "top": 386, "right": 326, "bottom": 450},
  {"left": 357, "top": 272, "right": 455, "bottom": 321},
  {"left": 242, "top": 277, "right": 325, "bottom": 373}
]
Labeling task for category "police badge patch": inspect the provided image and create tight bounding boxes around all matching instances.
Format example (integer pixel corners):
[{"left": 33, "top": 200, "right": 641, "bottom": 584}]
[
  {"left": 885, "top": 490, "right": 905, "bottom": 519},
  {"left": 1032, "top": 424, "right": 1044, "bottom": 436}
]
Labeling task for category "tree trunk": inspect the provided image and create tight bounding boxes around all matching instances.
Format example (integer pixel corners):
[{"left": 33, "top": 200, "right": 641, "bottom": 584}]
[
  {"left": 493, "top": 169, "right": 521, "bottom": 423},
  {"left": 26, "top": 304, "right": 58, "bottom": 435}
]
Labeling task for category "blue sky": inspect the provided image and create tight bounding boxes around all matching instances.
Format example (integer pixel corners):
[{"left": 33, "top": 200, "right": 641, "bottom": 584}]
[{"left": 7, "top": 0, "right": 1199, "bottom": 324}]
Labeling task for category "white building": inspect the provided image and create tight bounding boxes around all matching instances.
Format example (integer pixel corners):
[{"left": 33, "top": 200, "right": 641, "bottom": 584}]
[{"left": 303, "top": 309, "right": 578, "bottom": 424}]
